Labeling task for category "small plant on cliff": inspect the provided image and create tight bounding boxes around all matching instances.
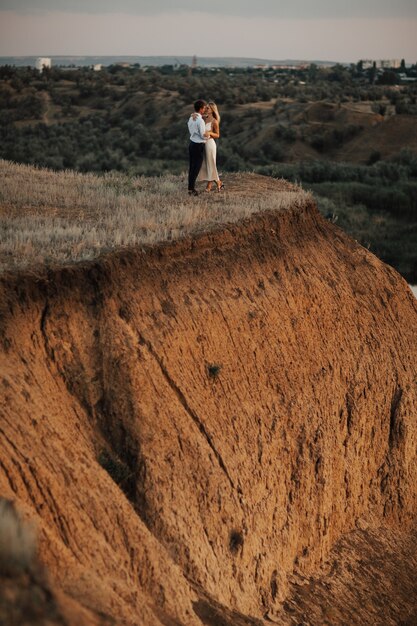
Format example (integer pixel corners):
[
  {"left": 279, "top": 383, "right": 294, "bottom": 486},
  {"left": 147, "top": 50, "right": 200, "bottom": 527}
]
[
  {"left": 229, "top": 529, "right": 244, "bottom": 555},
  {"left": 207, "top": 363, "right": 222, "bottom": 379}
]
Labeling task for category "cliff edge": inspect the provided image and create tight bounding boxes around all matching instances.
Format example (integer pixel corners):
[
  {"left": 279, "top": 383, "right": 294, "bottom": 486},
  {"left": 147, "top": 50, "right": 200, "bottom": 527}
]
[{"left": 0, "top": 191, "right": 416, "bottom": 625}]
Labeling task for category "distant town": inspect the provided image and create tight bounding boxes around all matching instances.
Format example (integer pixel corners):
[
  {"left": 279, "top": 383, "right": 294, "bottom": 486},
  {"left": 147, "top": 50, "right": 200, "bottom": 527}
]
[
  {"left": 0, "top": 55, "right": 414, "bottom": 87},
  {"left": 15, "top": 55, "right": 414, "bottom": 87},
  {"left": 1, "top": 55, "right": 416, "bottom": 72}
]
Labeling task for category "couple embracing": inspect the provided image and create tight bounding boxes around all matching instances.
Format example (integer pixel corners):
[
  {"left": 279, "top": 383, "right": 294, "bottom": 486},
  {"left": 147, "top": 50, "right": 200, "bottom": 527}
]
[{"left": 187, "top": 99, "right": 224, "bottom": 196}]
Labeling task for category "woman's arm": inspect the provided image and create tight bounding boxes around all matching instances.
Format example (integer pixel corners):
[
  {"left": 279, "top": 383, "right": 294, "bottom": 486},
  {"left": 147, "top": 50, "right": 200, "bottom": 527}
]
[{"left": 208, "top": 119, "right": 220, "bottom": 139}]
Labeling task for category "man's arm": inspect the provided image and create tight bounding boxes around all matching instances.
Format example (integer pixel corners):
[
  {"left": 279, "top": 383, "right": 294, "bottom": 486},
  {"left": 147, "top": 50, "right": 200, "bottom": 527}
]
[{"left": 197, "top": 116, "right": 207, "bottom": 141}]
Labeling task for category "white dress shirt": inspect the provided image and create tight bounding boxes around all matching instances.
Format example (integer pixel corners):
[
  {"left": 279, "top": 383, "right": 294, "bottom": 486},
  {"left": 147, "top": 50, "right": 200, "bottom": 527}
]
[{"left": 188, "top": 113, "right": 207, "bottom": 144}]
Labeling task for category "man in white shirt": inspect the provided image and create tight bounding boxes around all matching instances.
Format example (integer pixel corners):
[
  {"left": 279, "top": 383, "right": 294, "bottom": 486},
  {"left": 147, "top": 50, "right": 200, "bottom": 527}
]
[{"left": 187, "top": 99, "right": 208, "bottom": 196}]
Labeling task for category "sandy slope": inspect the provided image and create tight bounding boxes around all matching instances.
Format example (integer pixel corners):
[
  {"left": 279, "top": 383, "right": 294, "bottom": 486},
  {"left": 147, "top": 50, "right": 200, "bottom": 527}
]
[{"left": 0, "top": 195, "right": 416, "bottom": 625}]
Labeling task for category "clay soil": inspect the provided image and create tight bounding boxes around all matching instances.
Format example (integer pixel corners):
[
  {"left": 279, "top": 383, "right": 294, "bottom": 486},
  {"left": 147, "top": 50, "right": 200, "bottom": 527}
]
[{"left": 1, "top": 181, "right": 417, "bottom": 625}]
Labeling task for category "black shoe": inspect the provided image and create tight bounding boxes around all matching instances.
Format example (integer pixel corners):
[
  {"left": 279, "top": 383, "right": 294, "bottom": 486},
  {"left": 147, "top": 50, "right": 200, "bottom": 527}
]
[{"left": 188, "top": 189, "right": 199, "bottom": 196}]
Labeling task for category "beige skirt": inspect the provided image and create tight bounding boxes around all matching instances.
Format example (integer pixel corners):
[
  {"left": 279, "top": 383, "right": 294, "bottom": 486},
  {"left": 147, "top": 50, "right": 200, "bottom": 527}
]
[{"left": 197, "top": 138, "right": 219, "bottom": 182}]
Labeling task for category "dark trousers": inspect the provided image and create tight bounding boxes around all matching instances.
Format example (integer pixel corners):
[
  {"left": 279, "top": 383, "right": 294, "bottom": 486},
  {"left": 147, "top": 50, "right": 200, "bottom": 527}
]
[{"left": 188, "top": 141, "right": 205, "bottom": 191}]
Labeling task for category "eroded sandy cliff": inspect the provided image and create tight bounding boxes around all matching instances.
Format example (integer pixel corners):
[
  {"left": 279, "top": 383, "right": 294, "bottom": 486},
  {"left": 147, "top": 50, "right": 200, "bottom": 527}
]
[{"left": 1, "top": 198, "right": 416, "bottom": 625}]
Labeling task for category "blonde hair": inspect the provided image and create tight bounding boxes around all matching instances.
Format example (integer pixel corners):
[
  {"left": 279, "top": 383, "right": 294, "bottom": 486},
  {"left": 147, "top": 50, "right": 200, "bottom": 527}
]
[{"left": 208, "top": 101, "right": 220, "bottom": 124}]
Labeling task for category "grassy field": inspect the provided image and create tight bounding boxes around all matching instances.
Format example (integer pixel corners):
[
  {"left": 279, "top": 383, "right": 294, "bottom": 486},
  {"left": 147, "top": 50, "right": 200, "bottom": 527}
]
[{"left": 0, "top": 160, "right": 310, "bottom": 274}]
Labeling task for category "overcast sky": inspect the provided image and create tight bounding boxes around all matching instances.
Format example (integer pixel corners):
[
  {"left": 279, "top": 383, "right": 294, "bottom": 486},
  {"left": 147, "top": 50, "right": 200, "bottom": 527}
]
[{"left": 1, "top": 0, "right": 416, "bottom": 62}]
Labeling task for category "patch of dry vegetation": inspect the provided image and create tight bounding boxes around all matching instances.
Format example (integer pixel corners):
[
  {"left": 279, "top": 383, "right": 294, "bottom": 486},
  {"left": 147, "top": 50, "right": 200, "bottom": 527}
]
[
  {"left": 0, "top": 160, "right": 311, "bottom": 273},
  {"left": 0, "top": 499, "right": 36, "bottom": 575}
]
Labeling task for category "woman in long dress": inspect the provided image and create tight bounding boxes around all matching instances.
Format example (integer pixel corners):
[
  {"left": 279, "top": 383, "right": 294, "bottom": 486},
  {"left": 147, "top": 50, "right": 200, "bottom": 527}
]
[{"left": 197, "top": 102, "right": 224, "bottom": 192}]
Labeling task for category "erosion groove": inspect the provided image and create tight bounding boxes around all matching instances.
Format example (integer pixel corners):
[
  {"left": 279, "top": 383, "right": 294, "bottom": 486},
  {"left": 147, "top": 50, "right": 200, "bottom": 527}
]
[
  {"left": 389, "top": 385, "right": 403, "bottom": 448},
  {"left": 141, "top": 332, "right": 236, "bottom": 491},
  {"left": 0, "top": 202, "right": 416, "bottom": 625}
]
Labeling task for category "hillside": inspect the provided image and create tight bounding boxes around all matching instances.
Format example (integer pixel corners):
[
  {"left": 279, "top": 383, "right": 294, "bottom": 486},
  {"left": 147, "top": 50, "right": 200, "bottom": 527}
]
[
  {"left": 1, "top": 64, "right": 417, "bottom": 175},
  {"left": 0, "top": 172, "right": 417, "bottom": 625},
  {"left": 2, "top": 64, "right": 417, "bottom": 284}
]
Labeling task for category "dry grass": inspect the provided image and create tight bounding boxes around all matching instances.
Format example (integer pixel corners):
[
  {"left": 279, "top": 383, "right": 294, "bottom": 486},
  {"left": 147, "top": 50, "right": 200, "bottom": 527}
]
[
  {"left": 0, "top": 499, "right": 36, "bottom": 575},
  {"left": 0, "top": 159, "right": 311, "bottom": 274}
]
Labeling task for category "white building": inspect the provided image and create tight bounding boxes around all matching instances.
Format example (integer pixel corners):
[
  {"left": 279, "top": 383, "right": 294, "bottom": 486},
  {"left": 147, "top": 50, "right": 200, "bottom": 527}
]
[
  {"left": 93, "top": 64, "right": 102, "bottom": 71},
  {"left": 36, "top": 57, "right": 52, "bottom": 71},
  {"left": 360, "top": 59, "right": 401, "bottom": 70},
  {"left": 361, "top": 60, "right": 374, "bottom": 70},
  {"left": 379, "top": 59, "right": 401, "bottom": 69}
]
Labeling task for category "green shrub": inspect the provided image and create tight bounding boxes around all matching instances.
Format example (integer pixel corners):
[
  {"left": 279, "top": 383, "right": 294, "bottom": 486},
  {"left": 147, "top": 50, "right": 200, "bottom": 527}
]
[{"left": 207, "top": 364, "right": 222, "bottom": 378}]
